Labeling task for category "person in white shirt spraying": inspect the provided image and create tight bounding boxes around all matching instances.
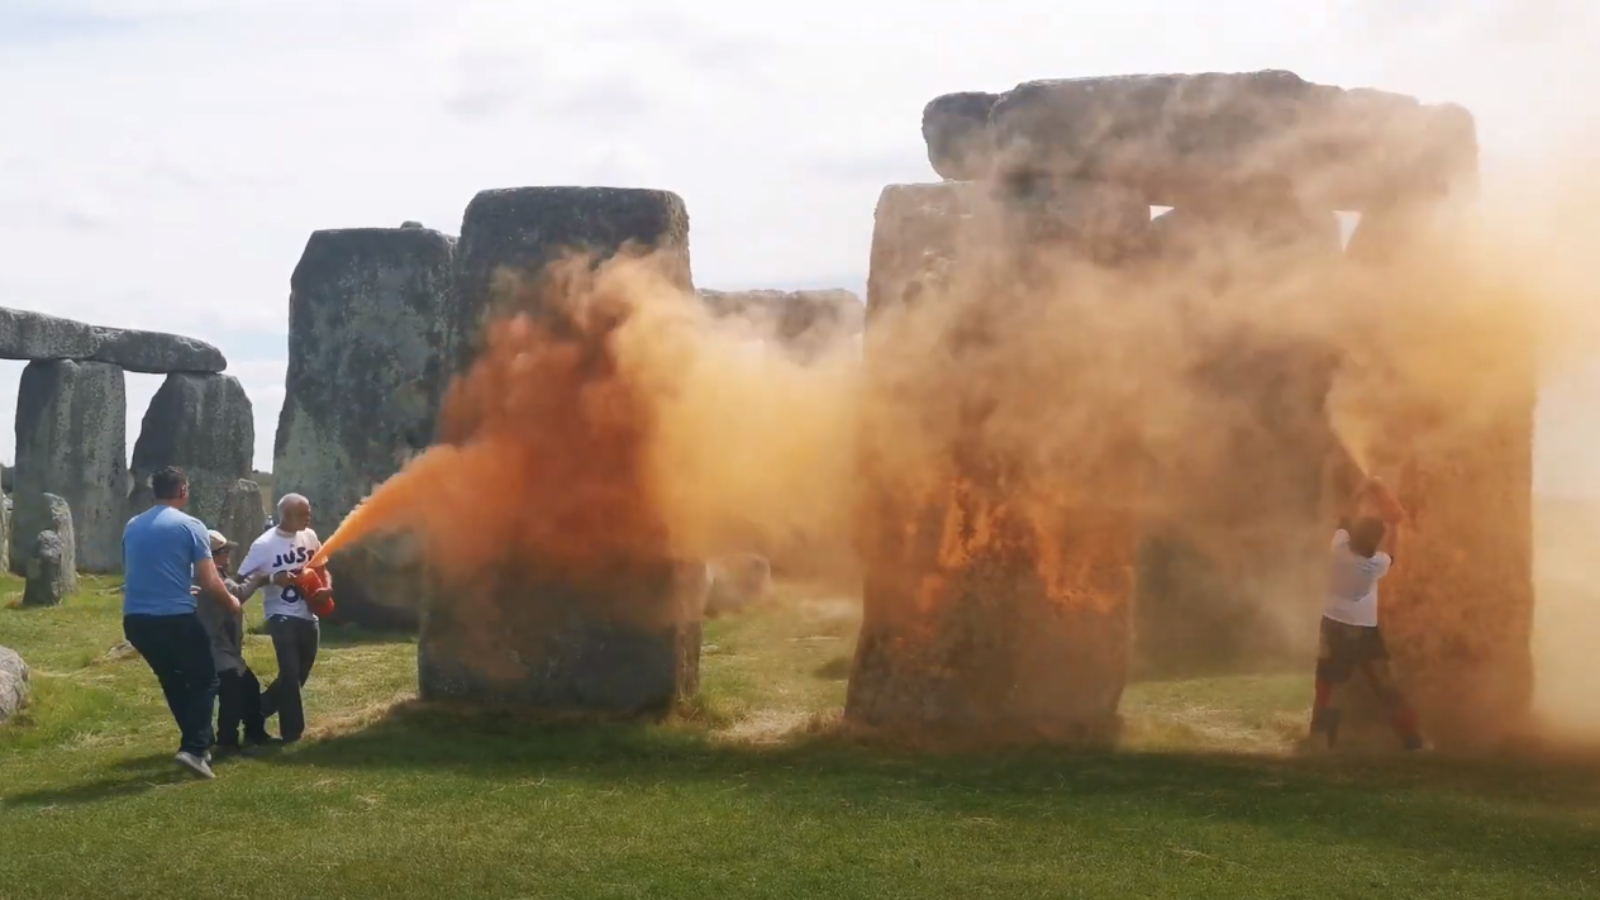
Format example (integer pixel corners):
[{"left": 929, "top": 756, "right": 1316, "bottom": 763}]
[
  {"left": 1309, "top": 475, "right": 1424, "bottom": 752},
  {"left": 238, "top": 493, "right": 331, "bottom": 743}
]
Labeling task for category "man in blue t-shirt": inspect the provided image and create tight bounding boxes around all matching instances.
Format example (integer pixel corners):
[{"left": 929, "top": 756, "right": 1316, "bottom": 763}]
[{"left": 123, "top": 466, "right": 241, "bottom": 780}]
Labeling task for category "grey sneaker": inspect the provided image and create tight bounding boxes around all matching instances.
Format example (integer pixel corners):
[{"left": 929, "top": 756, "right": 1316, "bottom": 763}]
[{"left": 175, "top": 751, "right": 216, "bottom": 780}]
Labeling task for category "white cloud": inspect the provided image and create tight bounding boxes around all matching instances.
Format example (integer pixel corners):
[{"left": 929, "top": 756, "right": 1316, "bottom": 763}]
[{"left": 0, "top": 0, "right": 1596, "bottom": 495}]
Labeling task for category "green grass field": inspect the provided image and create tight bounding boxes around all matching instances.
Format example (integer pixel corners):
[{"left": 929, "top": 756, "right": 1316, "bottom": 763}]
[{"left": 2, "top": 576, "right": 1598, "bottom": 899}]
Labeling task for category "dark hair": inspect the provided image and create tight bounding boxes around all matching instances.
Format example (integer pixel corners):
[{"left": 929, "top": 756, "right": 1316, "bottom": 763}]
[
  {"left": 151, "top": 467, "right": 188, "bottom": 501},
  {"left": 1348, "top": 516, "right": 1386, "bottom": 558}
]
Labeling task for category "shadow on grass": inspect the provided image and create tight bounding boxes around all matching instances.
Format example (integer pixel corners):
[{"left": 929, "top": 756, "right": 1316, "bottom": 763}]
[
  {"left": 6, "top": 754, "right": 197, "bottom": 806},
  {"left": 247, "top": 700, "right": 1600, "bottom": 883}
]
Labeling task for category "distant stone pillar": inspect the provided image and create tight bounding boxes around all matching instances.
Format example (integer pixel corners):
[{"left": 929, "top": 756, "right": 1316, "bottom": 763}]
[
  {"left": 275, "top": 225, "right": 457, "bottom": 630},
  {"left": 12, "top": 361, "right": 126, "bottom": 574},
  {"left": 846, "top": 179, "right": 1148, "bottom": 738},
  {"left": 1342, "top": 206, "right": 1535, "bottom": 750},
  {"left": 130, "top": 373, "right": 254, "bottom": 530},
  {"left": 417, "top": 186, "right": 700, "bottom": 714},
  {"left": 20, "top": 493, "right": 76, "bottom": 605},
  {"left": 218, "top": 479, "right": 266, "bottom": 561}
]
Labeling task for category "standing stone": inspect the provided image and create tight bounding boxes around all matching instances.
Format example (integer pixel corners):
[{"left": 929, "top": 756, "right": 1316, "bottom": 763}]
[
  {"left": 219, "top": 479, "right": 267, "bottom": 562},
  {"left": 274, "top": 226, "right": 457, "bottom": 629},
  {"left": 419, "top": 186, "right": 699, "bottom": 711},
  {"left": 449, "top": 186, "right": 692, "bottom": 375},
  {"left": 1338, "top": 207, "right": 1533, "bottom": 751},
  {"left": 0, "top": 645, "right": 28, "bottom": 726},
  {"left": 847, "top": 180, "right": 1148, "bottom": 739},
  {"left": 12, "top": 361, "right": 125, "bottom": 574},
  {"left": 23, "top": 530, "right": 69, "bottom": 607},
  {"left": 129, "top": 374, "right": 254, "bottom": 529},
  {"left": 17, "top": 494, "right": 77, "bottom": 598},
  {"left": 0, "top": 497, "right": 10, "bottom": 574}
]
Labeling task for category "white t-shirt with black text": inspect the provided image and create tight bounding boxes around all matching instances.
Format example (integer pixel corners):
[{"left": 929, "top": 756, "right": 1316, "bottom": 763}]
[
  {"left": 1324, "top": 528, "right": 1391, "bottom": 628},
  {"left": 239, "top": 527, "right": 323, "bottom": 621}
]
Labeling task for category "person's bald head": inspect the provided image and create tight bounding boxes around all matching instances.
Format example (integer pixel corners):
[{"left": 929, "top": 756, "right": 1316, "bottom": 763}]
[{"left": 277, "top": 493, "right": 312, "bottom": 533}]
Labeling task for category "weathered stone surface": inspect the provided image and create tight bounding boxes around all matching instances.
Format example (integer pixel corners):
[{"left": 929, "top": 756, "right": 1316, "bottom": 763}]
[
  {"left": 275, "top": 226, "right": 457, "bottom": 629},
  {"left": 923, "top": 92, "right": 1001, "bottom": 182},
  {"left": 925, "top": 71, "right": 1477, "bottom": 211},
  {"left": 0, "top": 496, "right": 9, "bottom": 574},
  {"left": 0, "top": 645, "right": 28, "bottom": 726},
  {"left": 417, "top": 557, "right": 705, "bottom": 713},
  {"left": 450, "top": 186, "right": 692, "bottom": 375},
  {"left": 697, "top": 289, "right": 864, "bottom": 361},
  {"left": 0, "top": 307, "right": 227, "bottom": 373},
  {"left": 848, "top": 180, "right": 1146, "bottom": 738},
  {"left": 12, "top": 362, "right": 125, "bottom": 573},
  {"left": 218, "top": 479, "right": 266, "bottom": 559},
  {"left": 704, "top": 554, "right": 773, "bottom": 618},
  {"left": 863, "top": 182, "right": 994, "bottom": 322},
  {"left": 1336, "top": 210, "right": 1536, "bottom": 751},
  {"left": 14, "top": 494, "right": 76, "bottom": 598},
  {"left": 129, "top": 374, "right": 254, "bottom": 530},
  {"left": 23, "top": 530, "right": 69, "bottom": 607}
]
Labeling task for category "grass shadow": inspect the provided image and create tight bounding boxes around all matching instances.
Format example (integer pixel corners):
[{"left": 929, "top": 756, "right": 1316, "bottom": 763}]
[
  {"left": 5, "top": 760, "right": 194, "bottom": 807},
  {"left": 261, "top": 703, "right": 1600, "bottom": 884}
]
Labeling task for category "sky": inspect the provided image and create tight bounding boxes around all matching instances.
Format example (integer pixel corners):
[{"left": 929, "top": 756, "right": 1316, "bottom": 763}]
[{"left": 1, "top": 0, "right": 1598, "bottom": 492}]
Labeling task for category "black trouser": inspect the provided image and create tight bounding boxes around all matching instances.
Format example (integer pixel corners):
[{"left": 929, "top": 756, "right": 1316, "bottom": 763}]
[
  {"left": 123, "top": 613, "right": 218, "bottom": 757},
  {"left": 261, "top": 615, "right": 319, "bottom": 741},
  {"left": 216, "top": 667, "right": 267, "bottom": 747}
]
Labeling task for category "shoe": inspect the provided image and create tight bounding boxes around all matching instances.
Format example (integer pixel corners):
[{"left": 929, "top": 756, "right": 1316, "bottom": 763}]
[{"left": 175, "top": 751, "right": 216, "bottom": 780}]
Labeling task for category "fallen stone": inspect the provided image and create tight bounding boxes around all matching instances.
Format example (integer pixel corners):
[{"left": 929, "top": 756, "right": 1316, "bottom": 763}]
[
  {"left": 0, "top": 645, "right": 28, "bottom": 726},
  {"left": 0, "top": 307, "right": 227, "bottom": 373},
  {"left": 697, "top": 289, "right": 864, "bottom": 361},
  {"left": 129, "top": 374, "right": 254, "bottom": 530},
  {"left": 922, "top": 91, "right": 1001, "bottom": 181},
  {"left": 926, "top": 70, "right": 1477, "bottom": 211},
  {"left": 22, "top": 530, "right": 69, "bottom": 607},
  {"left": 276, "top": 225, "right": 457, "bottom": 629},
  {"left": 13, "top": 365, "right": 118, "bottom": 574},
  {"left": 704, "top": 553, "right": 773, "bottom": 618},
  {"left": 450, "top": 186, "right": 692, "bottom": 375}
]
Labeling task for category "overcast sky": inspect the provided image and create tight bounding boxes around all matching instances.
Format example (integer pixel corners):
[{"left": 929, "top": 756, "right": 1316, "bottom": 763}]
[{"left": 1, "top": 0, "right": 1597, "bottom": 493}]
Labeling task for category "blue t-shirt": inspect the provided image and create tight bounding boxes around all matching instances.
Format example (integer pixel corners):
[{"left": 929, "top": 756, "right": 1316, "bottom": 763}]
[{"left": 122, "top": 505, "right": 212, "bottom": 616}]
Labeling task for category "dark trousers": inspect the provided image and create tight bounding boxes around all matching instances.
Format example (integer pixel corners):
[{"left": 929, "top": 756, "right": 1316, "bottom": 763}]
[
  {"left": 123, "top": 613, "right": 218, "bottom": 756},
  {"left": 216, "top": 667, "right": 268, "bottom": 747},
  {"left": 1310, "top": 617, "right": 1422, "bottom": 750},
  {"left": 261, "top": 615, "right": 319, "bottom": 741}
]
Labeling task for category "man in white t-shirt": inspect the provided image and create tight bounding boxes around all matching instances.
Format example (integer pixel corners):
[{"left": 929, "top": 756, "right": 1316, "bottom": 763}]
[
  {"left": 238, "top": 493, "right": 331, "bottom": 743},
  {"left": 1309, "top": 476, "right": 1424, "bottom": 752}
]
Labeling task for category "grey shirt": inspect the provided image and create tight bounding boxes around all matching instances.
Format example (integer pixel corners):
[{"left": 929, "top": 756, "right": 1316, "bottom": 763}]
[{"left": 195, "top": 577, "right": 259, "bottom": 674}]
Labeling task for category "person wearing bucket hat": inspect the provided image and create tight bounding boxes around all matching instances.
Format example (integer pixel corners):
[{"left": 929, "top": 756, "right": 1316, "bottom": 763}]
[{"left": 193, "top": 529, "right": 272, "bottom": 752}]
